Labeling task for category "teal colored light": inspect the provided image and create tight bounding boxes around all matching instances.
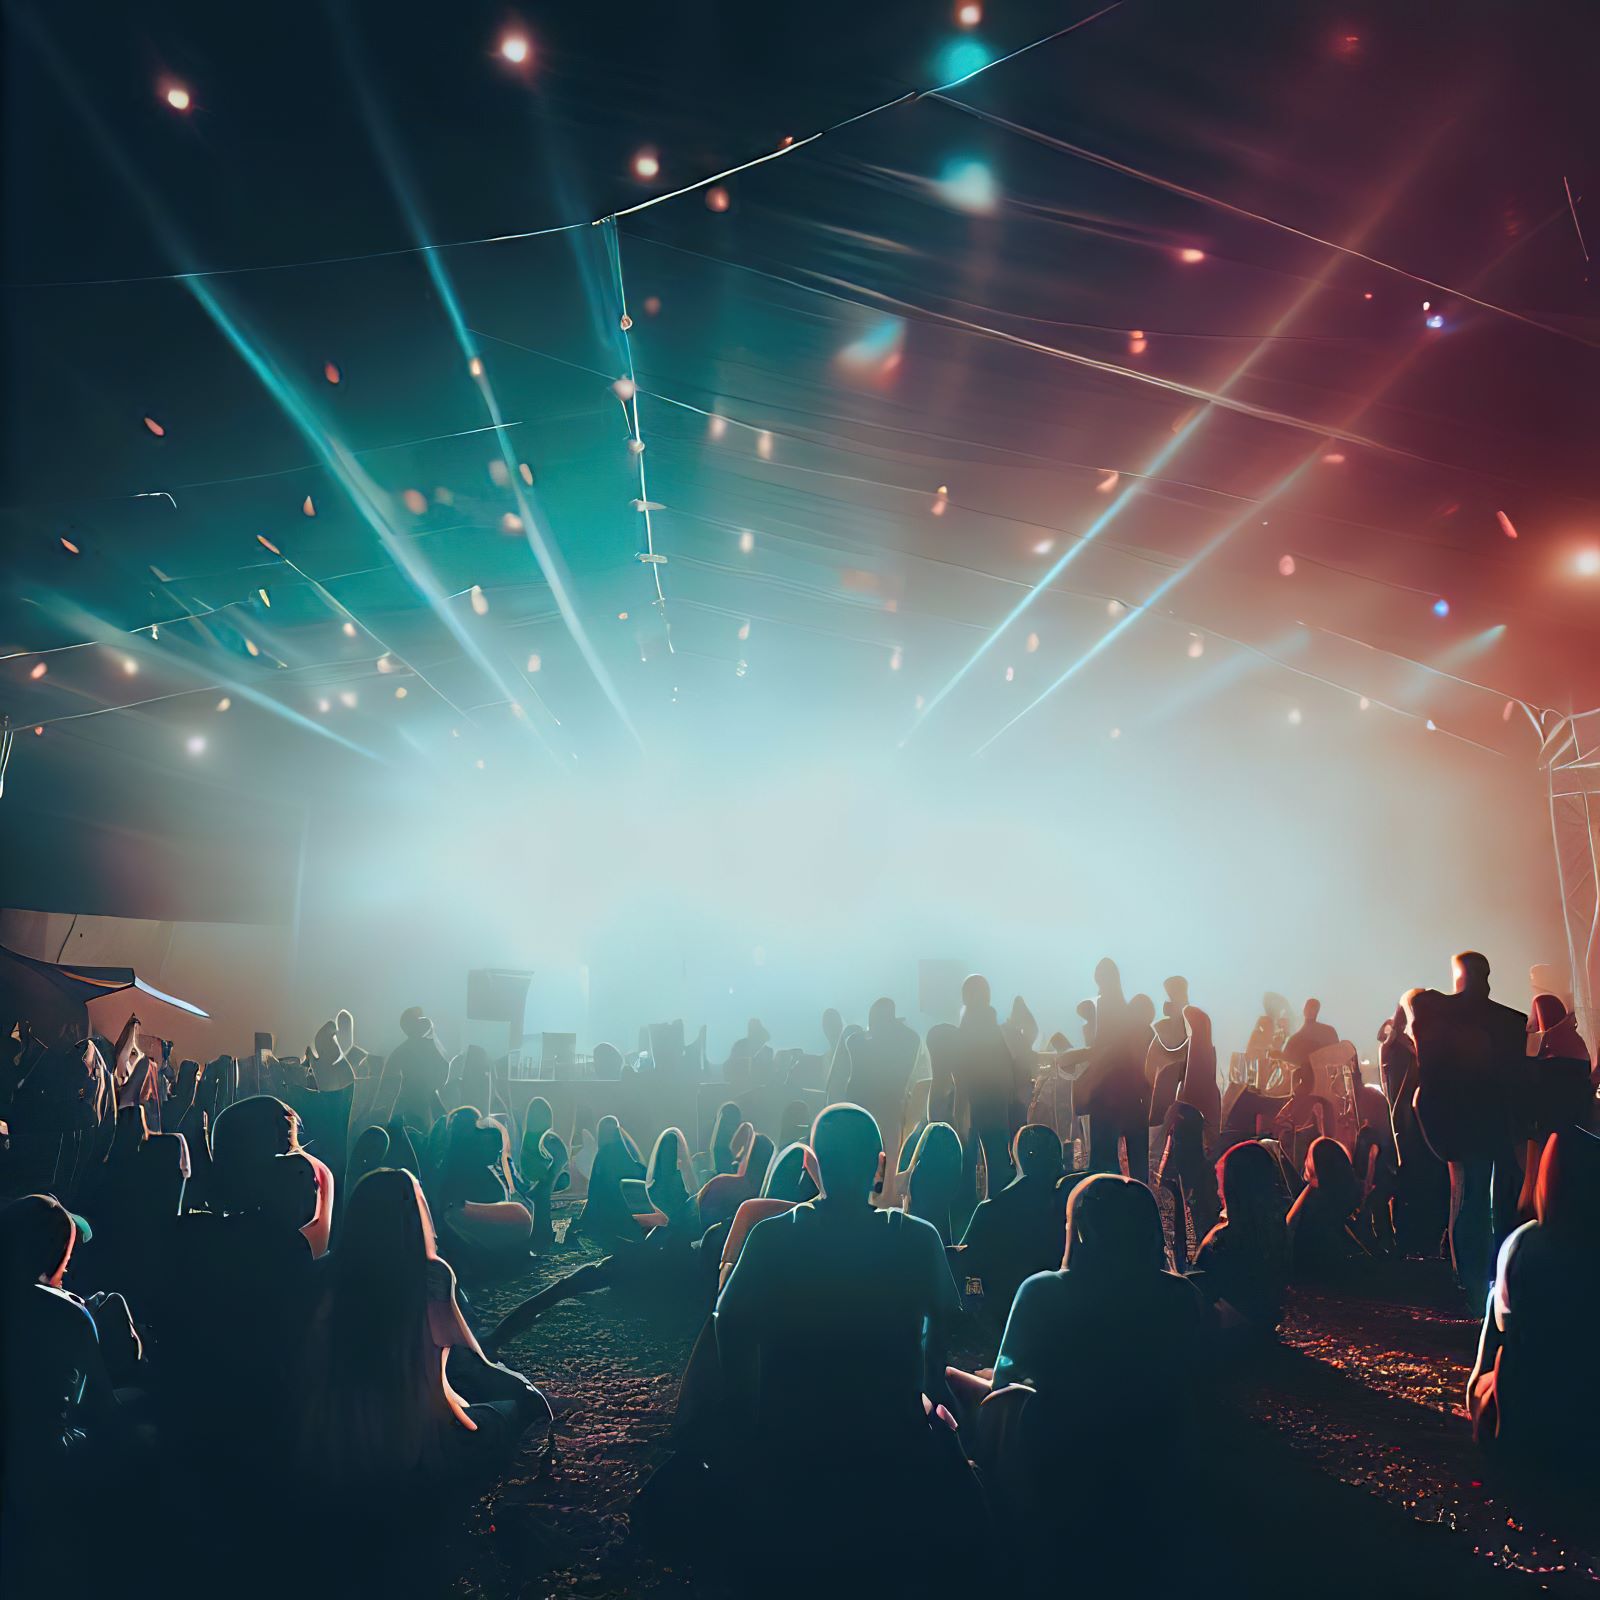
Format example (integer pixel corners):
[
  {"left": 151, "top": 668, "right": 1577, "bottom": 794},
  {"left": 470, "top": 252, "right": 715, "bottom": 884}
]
[
  {"left": 936, "top": 157, "right": 999, "bottom": 214},
  {"left": 936, "top": 38, "right": 994, "bottom": 84}
]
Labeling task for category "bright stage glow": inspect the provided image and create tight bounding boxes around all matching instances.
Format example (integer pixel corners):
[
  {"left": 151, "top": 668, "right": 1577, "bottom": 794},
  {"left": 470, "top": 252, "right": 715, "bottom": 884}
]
[
  {"left": 164, "top": 85, "right": 191, "bottom": 112},
  {"left": 1278, "top": 555, "right": 1296, "bottom": 576},
  {"left": 186, "top": 735, "right": 206, "bottom": 755},
  {"left": 632, "top": 149, "right": 661, "bottom": 180},
  {"left": 1576, "top": 547, "right": 1600, "bottom": 577},
  {"left": 957, "top": 3, "right": 982, "bottom": 26},
  {"left": 937, "top": 37, "right": 993, "bottom": 83},
  {"left": 936, "top": 157, "right": 999, "bottom": 215},
  {"left": 1178, "top": 247, "right": 1206, "bottom": 263},
  {"left": 499, "top": 34, "right": 530, "bottom": 64},
  {"left": 1288, "top": 708, "right": 1303, "bottom": 725},
  {"left": 1432, "top": 597, "right": 1450, "bottom": 617}
]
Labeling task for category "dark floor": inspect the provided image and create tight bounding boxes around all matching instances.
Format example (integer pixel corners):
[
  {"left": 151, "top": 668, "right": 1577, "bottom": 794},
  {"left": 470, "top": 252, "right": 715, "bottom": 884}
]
[{"left": 443, "top": 1223, "right": 1597, "bottom": 1598}]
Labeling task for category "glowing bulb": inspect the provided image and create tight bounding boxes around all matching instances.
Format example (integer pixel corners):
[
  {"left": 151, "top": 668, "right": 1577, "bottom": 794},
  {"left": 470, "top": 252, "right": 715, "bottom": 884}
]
[
  {"left": 1177, "top": 247, "right": 1206, "bottom": 263},
  {"left": 342, "top": 621, "right": 358, "bottom": 637},
  {"left": 617, "top": 611, "right": 629, "bottom": 622},
  {"left": 394, "top": 686, "right": 407, "bottom": 699},
  {"left": 1186, "top": 636, "right": 1204, "bottom": 659},
  {"left": 29, "top": 661, "right": 47, "bottom": 680},
  {"left": 632, "top": 149, "right": 660, "bottom": 180},
  {"left": 501, "top": 513, "right": 524, "bottom": 534},
  {"left": 403, "top": 488, "right": 427, "bottom": 515},
  {"left": 1321, "top": 452, "right": 1345, "bottom": 465},
  {"left": 258, "top": 535, "right": 281, "bottom": 554},
  {"left": 643, "top": 296, "right": 661, "bottom": 316},
  {"left": 216, "top": 697, "right": 231, "bottom": 712},
  {"left": 302, "top": 495, "right": 316, "bottom": 517},
  {"left": 1432, "top": 597, "right": 1450, "bottom": 617},
  {"left": 122, "top": 657, "right": 139, "bottom": 676},
  {"left": 705, "top": 186, "right": 730, "bottom": 213},
  {"left": 186, "top": 735, "right": 206, "bottom": 755},
  {"left": 143, "top": 416, "right": 165, "bottom": 436},
  {"left": 339, "top": 691, "right": 357, "bottom": 709},
  {"left": 1288, "top": 708, "right": 1303, "bottom": 726},
  {"left": 518, "top": 462, "right": 533, "bottom": 486},
  {"left": 1278, "top": 555, "right": 1296, "bottom": 577},
  {"left": 613, "top": 377, "right": 637, "bottom": 402},
  {"left": 889, "top": 647, "right": 903, "bottom": 672},
  {"left": 1576, "top": 548, "right": 1600, "bottom": 577},
  {"left": 165, "top": 85, "right": 191, "bottom": 112},
  {"left": 60, "top": 537, "right": 79, "bottom": 554},
  {"left": 738, "top": 530, "right": 755, "bottom": 554},
  {"left": 489, "top": 459, "right": 510, "bottom": 487},
  {"left": 1033, "top": 539, "right": 1054, "bottom": 555},
  {"left": 957, "top": 0, "right": 982, "bottom": 22},
  {"left": 499, "top": 33, "right": 529, "bottom": 64}
]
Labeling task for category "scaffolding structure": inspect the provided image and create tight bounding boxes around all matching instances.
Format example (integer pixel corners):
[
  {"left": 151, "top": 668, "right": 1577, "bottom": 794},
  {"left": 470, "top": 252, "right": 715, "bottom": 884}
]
[{"left": 1542, "top": 707, "right": 1600, "bottom": 1065}]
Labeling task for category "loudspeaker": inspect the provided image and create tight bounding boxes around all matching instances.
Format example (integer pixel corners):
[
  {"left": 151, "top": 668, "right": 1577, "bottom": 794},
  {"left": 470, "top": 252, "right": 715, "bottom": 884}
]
[{"left": 467, "top": 968, "right": 534, "bottom": 1023}]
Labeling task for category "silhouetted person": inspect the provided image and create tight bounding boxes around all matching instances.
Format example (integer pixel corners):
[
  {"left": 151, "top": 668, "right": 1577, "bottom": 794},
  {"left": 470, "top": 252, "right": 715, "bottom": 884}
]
[
  {"left": 697, "top": 1132, "right": 775, "bottom": 1232},
  {"left": 1411, "top": 952, "right": 1528, "bottom": 1304},
  {"left": 1282, "top": 999, "right": 1339, "bottom": 1070},
  {"left": 1287, "top": 1137, "right": 1365, "bottom": 1279},
  {"left": 957, "top": 1123, "right": 1069, "bottom": 1319},
  {"left": 844, "top": 998, "right": 921, "bottom": 1171},
  {"left": 1194, "top": 1140, "right": 1290, "bottom": 1334},
  {"left": 386, "top": 1008, "right": 449, "bottom": 1133},
  {"left": 932, "top": 975, "right": 1016, "bottom": 1210},
  {"left": 1081, "top": 958, "right": 1148, "bottom": 1183},
  {"left": 1380, "top": 999, "right": 1447, "bottom": 1256},
  {"left": 572, "top": 1116, "right": 647, "bottom": 1245},
  {"left": 903, "top": 1120, "right": 964, "bottom": 1244}
]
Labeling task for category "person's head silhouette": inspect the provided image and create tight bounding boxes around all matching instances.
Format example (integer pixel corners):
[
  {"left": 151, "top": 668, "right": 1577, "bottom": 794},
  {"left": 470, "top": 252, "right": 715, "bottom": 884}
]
[
  {"left": 1076, "top": 999, "right": 1096, "bottom": 1047},
  {"left": 961, "top": 974, "right": 991, "bottom": 1012},
  {"left": 335, "top": 1009, "right": 356, "bottom": 1054},
  {"left": 810, "top": 1103, "right": 884, "bottom": 1204},
  {"left": 1453, "top": 951, "right": 1491, "bottom": 998},
  {"left": 1065, "top": 1174, "right": 1164, "bottom": 1273},
  {"left": 1129, "top": 993, "right": 1156, "bottom": 1032},
  {"left": 867, "top": 997, "right": 897, "bottom": 1032},
  {"left": 1094, "top": 958, "right": 1122, "bottom": 998},
  {"left": 1163, "top": 976, "right": 1189, "bottom": 1018},
  {"left": 1303, "top": 998, "right": 1322, "bottom": 1023},
  {"left": 1013, "top": 1123, "right": 1064, "bottom": 1181}
]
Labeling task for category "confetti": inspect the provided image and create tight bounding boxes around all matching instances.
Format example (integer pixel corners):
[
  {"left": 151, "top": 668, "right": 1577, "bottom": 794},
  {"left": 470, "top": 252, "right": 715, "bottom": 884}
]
[
  {"left": 1096, "top": 470, "right": 1119, "bottom": 493},
  {"left": 613, "top": 377, "right": 637, "bottom": 402},
  {"left": 737, "top": 622, "right": 751, "bottom": 641},
  {"left": 258, "top": 588, "right": 271, "bottom": 607},
  {"left": 1496, "top": 510, "right": 1518, "bottom": 540},
  {"left": 519, "top": 462, "right": 534, "bottom": 486},
  {"left": 489, "top": 460, "right": 510, "bottom": 487},
  {"left": 526, "top": 653, "right": 542, "bottom": 673},
  {"left": 1321, "top": 452, "right": 1346, "bottom": 465},
  {"left": 1004, "top": 665, "right": 1015, "bottom": 682},
  {"left": 738, "top": 530, "right": 755, "bottom": 553},
  {"left": 60, "top": 537, "right": 80, "bottom": 555},
  {"left": 244, "top": 637, "right": 260, "bottom": 656},
  {"left": 402, "top": 488, "right": 428, "bottom": 515},
  {"left": 29, "top": 661, "right": 47, "bottom": 680},
  {"left": 257, "top": 534, "right": 281, "bottom": 553},
  {"left": 324, "top": 362, "right": 341, "bottom": 384},
  {"left": 501, "top": 512, "right": 524, "bottom": 534},
  {"left": 469, "top": 586, "right": 489, "bottom": 616},
  {"left": 705, "top": 186, "right": 730, "bottom": 213},
  {"left": 1278, "top": 555, "right": 1296, "bottom": 577},
  {"left": 144, "top": 416, "right": 166, "bottom": 437},
  {"left": 302, "top": 495, "right": 316, "bottom": 517},
  {"left": 216, "top": 697, "right": 231, "bottom": 712}
]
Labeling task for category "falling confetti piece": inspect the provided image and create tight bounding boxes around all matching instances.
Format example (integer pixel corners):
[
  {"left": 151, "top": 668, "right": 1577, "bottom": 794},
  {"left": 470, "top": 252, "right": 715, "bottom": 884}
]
[
  {"left": 708, "top": 415, "right": 727, "bottom": 440},
  {"left": 324, "top": 362, "right": 341, "bottom": 385},
  {"left": 394, "top": 686, "right": 407, "bottom": 699},
  {"left": 402, "top": 488, "right": 427, "bottom": 515},
  {"left": 1425, "top": 719, "right": 1437, "bottom": 731},
  {"left": 144, "top": 416, "right": 166, "bottom": 436},
  {"left": 1177, "top": 247, "right": 1206, "bottom": 263},
  {"left": 342, "top": 621, "right": 357, "bottom": 637},
  {"left": 705, "top": 185, "right": 730, "bottom": 213},
  {"left": 301, "top": 495, "right": 316, "bottom": 517},
  {"left": 258, "top": 588, "right": 271, "bottom": 607},
  {"left": 617, "top": 610, "right": 629, "bottom": 621},
  {"left": 29, "top": 661, "right": 47, "bottom": 680},
  {"left": 1187, "top": 636, "right": 1204, "bottom": 658},
  {"left": 1278, "top": 555, "right": 1296, "bottom": 577},
  {"left": 631, "top": 499, "right": 664, "bottom": 512},
  {"left": 244, "top": 637, "right": 259, "bottom": 656},
  {"left": 756, "top": 432, "right": 773, "bottom": 460},
  {"left": 216, "top": 697, "right": 231, "bottom": 712},
  {"left": 1496, "top": 510, "right": 1518, "bottom": 540},
  {"left": 501, "top": 513, "right": 524, "bottom": 534},
  {"left": 257, "top": 534, "right": 281, "bottom": 554},
  {"left": 632, "top": 149, "right": 660, "bottom": 180},
  {"left": 526, "top": 653, "right": 542, "bottom": 673},
  {"left": 1096, "top": 470, "right": 1119, "bottom": 493},
  {"left": 613, "top": 377, "right": 637, "bottom": 402},
  {"left": 518, "top": 462, "right": 534, "bottom": 486},
  {"left": 1026, "top": 632, "right": 1039, "bottom": 653},
  {"left": 628, "top": 438, "right": 645, "bottom": 454},
  {"left": 738, "top": 530, "right": 755, "bottom": 553},
  {"left": 60, "top": 537, "right": 80, "bottom": 555},
  {"left": 643, "top": 296, "right": 661, "bottom": 316},
  {"left": 469, "top": 357, "right": 484, "bottom": 378},
  {"left": 469, "top": 585, "right": 489, "bottom": 616},
  {"left": 489, "top": 460, "right": 510, "bottom": 487}
]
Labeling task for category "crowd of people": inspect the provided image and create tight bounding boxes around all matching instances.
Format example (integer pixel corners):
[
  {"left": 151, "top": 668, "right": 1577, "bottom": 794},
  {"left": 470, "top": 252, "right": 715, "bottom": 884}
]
[{"left": 1, "top": 949, "right": 1596, "bottom": 1595}]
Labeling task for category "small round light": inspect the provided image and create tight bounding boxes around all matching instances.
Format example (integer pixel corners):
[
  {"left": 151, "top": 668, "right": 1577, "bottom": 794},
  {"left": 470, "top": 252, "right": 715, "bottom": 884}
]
[
  {"left": 632, "top": 149, "right": 661, "bottom": 180},
  {"left": 1178, "top": 247, "right": 1206, "bottom": 263},
  {"left": 705, "top": 186, "right": 731, "bottom": 213},
  {"left": 186, "top": 734, "right": 206, "bottom": 755},
  {"left": 394, "top": 686, "right": 408, "bottom": 699},
  {"left": 1425, "top": 314, "right": 1444, "bottom": 329},
  {"left": 216, "top": 697, "right": 231, "bottom": 712},
  {"left": 738, "top": 530, "right": 755, "bottom": 553},
  {"left": 165, "top": 85, "right": 191, "bottom": 112},
  {"left": 1288, "top": 708, "right": 1303, "bottom": 726},
  {"left": 1278, "top": 555, "right": 1296, "bottom": 577},
  {"left": 1432, "top": 597, "right": 1450, "bottom": 617},
  {"left": 957, "top": 2, "right": 982, "bottom": 23},
  {"left": 499, "top": 33, "right": 530, "bottom": 64}
]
